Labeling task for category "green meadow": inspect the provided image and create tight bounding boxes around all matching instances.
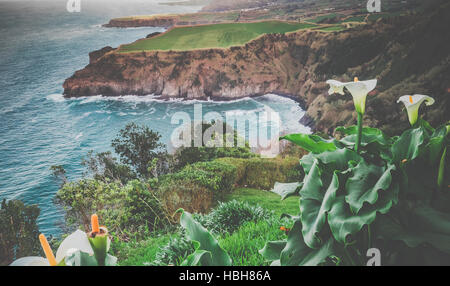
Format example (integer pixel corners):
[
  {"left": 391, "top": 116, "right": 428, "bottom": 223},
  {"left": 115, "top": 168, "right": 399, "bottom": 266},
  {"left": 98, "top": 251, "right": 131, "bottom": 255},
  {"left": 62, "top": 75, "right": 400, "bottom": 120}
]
[{"left": 119, "top": 21, "right": 317, "bottom": 52}]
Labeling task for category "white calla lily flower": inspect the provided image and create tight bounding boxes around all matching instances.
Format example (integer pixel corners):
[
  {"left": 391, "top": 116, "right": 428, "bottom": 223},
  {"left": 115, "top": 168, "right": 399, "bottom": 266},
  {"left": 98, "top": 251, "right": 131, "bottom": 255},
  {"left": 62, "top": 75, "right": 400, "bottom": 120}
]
[
  {"left": 326, "top": 79, "right": 346, "bottom": 95},
  {"left": 326, "top": 78, "right": 377, "bottom": 114},
  {"left": 55, "top": 230, "right": 94, "bottom": 263},
  {"left": 397, "top": 94, "right": 435, "bottom": 126},
  {"left": 9, "top": 228, "right": 111, "bottom": 266},
  {"left": 10, "top": 256, "right": 50, "bottom": 266}
]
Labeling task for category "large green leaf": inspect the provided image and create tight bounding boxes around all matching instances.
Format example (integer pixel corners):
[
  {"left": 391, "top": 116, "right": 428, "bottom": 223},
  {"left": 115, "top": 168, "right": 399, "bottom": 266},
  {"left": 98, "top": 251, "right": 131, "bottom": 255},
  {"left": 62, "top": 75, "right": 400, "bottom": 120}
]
[
  {"left": 391, "top": 127, "right": 425, "bottom": 162},
  {"left": 313, "top": 148, "right": 361, "bottom": 172},
  {"left": 299, "top": 159, "right": 324, "bottom": 202},
  {"left": 375, "top": 206, "right": 450, "bottom": 255},
  {"left": 299, "top": 149, "right": 361, "bottom": 180},
  {"left": 281, "top": 133, "right": 337, "bottom": 154},
  {"left": 259, "top": 240, "right": 287, "bottom": 262},
  {"left": 424, "top": 136, "right": 446, "bottom": 165},
  {"left": 299, "top": 149, "right": 362, "bottom": 248},
  {"left": 178, "top": 209, "right": 232, "bottom": 266},
  {"left": 345, "top": 161, "right": 397, "bottom": 214},
  {"left": 336, "top": 126, "right": 390, "bottom": 147},
  {"left": 270, "top": 182, "right": 303, "bottom": 200},
  {"left": 181, "top": 248, "right": 213, "bottom": 266},
  {"left": 64, "top": 250, "right": 117, "bottom": 266},
  {"left": 300, "top": 170, "right": 339, "bottom": 249},
  {"left": 279, "top": 220, "right": 336, "bottom": 266},
  {"left": 328, "top": 180, "right": 398, "bottom": 245}
]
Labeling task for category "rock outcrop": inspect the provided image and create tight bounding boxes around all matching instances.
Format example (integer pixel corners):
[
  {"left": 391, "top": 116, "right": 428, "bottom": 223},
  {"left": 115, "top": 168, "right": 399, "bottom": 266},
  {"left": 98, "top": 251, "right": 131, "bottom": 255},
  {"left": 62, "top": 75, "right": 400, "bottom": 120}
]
[
  {"left": 103, "top": 16, "right": 177, "bottom": 28},
  {"left": 64, "top": 1, "right": 450, "bottom": 134}
]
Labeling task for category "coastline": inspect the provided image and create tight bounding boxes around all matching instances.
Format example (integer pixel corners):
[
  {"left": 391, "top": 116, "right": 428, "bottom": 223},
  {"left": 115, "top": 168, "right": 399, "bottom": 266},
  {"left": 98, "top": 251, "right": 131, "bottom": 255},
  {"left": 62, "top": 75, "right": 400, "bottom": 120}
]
[{"left": 64, "top": 3, "right": 450, "bottom": 135}]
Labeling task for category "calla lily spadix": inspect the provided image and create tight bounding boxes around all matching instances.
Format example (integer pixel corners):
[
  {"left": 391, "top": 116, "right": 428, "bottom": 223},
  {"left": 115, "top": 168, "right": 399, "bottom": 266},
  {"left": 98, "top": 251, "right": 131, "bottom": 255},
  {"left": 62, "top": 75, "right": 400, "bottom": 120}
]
[
  {"left": 10, "top": 214, "right": 111, "bottom": 266},
  {"left": 326, "top": 77, "right": 377, "bottom": 115},
  {"left": 397, "top": 94, "right": 435, "bottom": 126}
]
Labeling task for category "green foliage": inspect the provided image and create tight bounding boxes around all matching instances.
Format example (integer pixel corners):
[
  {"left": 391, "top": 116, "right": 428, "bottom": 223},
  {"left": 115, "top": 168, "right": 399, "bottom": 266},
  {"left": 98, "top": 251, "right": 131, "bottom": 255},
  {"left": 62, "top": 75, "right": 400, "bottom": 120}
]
[
  {"left": 113, "top": 180, "right": 171, "bottom": 240},
  {"left": 112, "top": 122, "right": 167, "bottom": 179},
  {"left": 112, "top": 233, "right": 174, "bottom": 266},
  {"left": 113, "top": 191, "right": 296, "bottom": 266},
  {"left": 159, "top": 179, "right": 213, "bottom": 216},
  {"left": 244, "top": 157, "right": 299, "bottom": 190},
  {"left": 159, "top": 155, "right": 301, "bottom": 216},
  {"left": 81, "top": 151, "right": 136, "bottom": 185},
  {"left": 50, "top": 165, "right": 67, "bottom": 187},
  {"left": 218, "top": 217, "right": 290, "bottom": 266},
  {"left": 151, "top": 235, "right": 195, "bottom": 266},
  {"left": 173, "top": 121, "right": 255, "bottom": 170},
  {"left": 263, "top": 121, "right": 450, "bottom": 266},
  {"left": 280, "top": 133, "right": 337, "bottom": 154},
  {"left": 225, "top": 188, "right": 299, "bottom": 217},
  {"left": 55, "top": 179, "right": 169, "bottom": 241},
  {"left": 0, "top": 199, "right": 41, "bottom": 265},
  {"left": 215, "top": 157, "right": 248, "bottom": 184},
  {"left": 55, "top": 179, "right": 124, "bottom": 231},
  {"left": 271, "top": 182, "right": 303, "bottom": 200},
  {"left": 200, "top": 200, "right": 273, "bottom": 235},
  {"left": 64, "top": 250, "right": 117, "bottom": 266},
  {"left": 178, "top": 210, "right": 232, "bottom": 266},
  {"left": 161, "top": 160, "right": 237, "bottom": 202}
]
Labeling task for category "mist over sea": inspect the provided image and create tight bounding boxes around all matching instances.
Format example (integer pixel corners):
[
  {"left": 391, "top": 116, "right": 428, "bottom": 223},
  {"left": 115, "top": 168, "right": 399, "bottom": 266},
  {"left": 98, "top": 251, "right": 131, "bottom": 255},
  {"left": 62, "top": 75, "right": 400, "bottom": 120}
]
[{"left": 0, "top": 0, "right": 309, "bottom": 235}]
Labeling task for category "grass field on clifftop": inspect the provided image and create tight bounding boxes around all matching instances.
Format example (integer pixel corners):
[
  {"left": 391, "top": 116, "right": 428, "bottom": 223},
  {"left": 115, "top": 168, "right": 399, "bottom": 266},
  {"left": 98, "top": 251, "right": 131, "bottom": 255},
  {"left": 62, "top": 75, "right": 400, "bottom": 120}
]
[{"left": 119, "top": 21, "right": 316, "bottom": 52}]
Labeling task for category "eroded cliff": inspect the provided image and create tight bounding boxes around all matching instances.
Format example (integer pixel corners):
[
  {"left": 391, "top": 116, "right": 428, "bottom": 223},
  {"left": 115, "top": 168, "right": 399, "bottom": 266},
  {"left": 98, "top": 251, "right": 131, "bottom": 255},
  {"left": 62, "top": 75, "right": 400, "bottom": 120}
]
[{"left": 64, "top": 1, "right": 450, "bottom": 134}]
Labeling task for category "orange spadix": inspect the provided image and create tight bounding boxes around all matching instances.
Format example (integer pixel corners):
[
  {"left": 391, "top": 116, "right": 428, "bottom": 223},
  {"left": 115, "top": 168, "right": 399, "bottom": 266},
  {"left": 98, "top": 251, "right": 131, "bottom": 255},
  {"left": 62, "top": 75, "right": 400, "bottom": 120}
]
[
  {"left": 354, "top": 77, "right": 359, "bottom": 82},
  {"left": 91, "top": 214, "right": 100, "bottom": 233},
  {"left": 39, "top": 234, "right": 57, "bottom": 266},
  {"left": 409, "top": 96, "right": 413, "bottom": 104}
]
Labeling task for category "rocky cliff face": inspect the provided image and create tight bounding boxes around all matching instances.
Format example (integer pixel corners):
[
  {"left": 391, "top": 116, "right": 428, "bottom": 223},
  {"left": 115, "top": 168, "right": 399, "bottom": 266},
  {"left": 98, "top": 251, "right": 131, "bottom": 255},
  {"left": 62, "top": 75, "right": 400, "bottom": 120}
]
[{"left": 64, "top": 1, "right": 449, "bottom": 135}]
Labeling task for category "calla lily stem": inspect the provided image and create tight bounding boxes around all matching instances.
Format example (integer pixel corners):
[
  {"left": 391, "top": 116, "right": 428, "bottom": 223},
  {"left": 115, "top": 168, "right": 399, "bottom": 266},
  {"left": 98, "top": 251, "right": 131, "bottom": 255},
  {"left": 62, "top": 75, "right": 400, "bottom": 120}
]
[
  {"left": 355, "top": 112, "right": 363, "bottom": 153},
  {"left": 437, "top": 147, "right": 446, "bottom": 191}
]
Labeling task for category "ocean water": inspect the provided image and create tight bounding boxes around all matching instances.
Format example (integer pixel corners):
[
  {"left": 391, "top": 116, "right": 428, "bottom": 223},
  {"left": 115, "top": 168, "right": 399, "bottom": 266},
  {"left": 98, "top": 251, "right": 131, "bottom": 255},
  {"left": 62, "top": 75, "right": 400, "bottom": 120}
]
[{"left": 0, "top": 0, "right": 309, "bottom": 236}]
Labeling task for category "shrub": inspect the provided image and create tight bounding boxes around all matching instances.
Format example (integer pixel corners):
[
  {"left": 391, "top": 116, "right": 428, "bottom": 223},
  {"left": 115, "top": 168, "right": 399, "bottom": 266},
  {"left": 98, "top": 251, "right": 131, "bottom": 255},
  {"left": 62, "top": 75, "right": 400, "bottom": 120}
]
[
  {"left": 55, "top": 179, "right": 169, "bottom": 241},
  {"left": 215, "top": 157, "right": 248, "bottom": 185},
  {"left": 81, "top": 151, "right": 136, "bottom": 185},
  {"left": 187, "top": 161, "right": 237, "bottom": 194},
  {"left": 172, "top": 121, "right": 255, "bottom": 170},
  {"left": 169, "top": 161, "right": 236, "bottom": 193},
  {"left": 159, "top": 179, "right": 214, "bottom": 218},
  {"left": 113, "top": 180, "right": 171, "bottom": 240},
  {"left": 159, "top": 160, "right": 237, "bottom": 216},
  {"left": 151, "top": 235, "right": 195, "bottom": 266},
  {"left": 244, "top": 157, "right": 299, "bottom": 190},
  {"left": 111, "top": 122, "right": 168, "bottom": 179},
  {"left": 200, "top": 200, "right": 274, "bottom": 235},
  {"left": 0, "top": 199, "right": 41, "bottom": 265},
  {"left": 215, "top": 156, "right": 301, "bottom": 190},
  {"left": 55, "top": 179, "right": 124, "bottom": 231}
]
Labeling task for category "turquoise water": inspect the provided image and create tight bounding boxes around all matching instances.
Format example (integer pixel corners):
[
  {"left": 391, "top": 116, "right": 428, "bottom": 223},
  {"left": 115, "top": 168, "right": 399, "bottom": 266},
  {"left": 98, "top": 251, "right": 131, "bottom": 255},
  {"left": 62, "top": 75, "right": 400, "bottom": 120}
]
[{"left": 0, "top": 0, "right": 309, "bottom": 236}]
